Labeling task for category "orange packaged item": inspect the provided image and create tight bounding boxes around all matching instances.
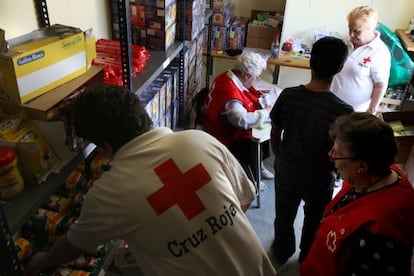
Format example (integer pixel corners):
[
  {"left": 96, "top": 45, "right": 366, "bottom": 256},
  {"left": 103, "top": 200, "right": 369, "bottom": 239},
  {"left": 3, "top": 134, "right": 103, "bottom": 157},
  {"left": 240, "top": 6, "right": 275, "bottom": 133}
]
[
  {"left": 14, "top": 237, "right": 32, "bottom": 261},
  {"left": 0, "top": 147, "right": 24, "bottom": 200}
]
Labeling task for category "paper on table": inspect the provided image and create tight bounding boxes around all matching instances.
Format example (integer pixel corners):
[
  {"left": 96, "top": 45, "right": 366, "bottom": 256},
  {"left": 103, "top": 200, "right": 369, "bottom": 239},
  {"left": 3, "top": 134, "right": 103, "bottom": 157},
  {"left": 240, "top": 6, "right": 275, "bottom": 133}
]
[{"left": 254, "top": 79, "right": 283, "bottom": 106}]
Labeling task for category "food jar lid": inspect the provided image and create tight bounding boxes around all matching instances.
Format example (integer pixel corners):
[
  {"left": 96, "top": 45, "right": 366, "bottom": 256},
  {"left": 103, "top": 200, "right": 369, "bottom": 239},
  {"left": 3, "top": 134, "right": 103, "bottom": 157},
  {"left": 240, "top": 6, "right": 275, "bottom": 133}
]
[{"left": 0, "top": 147, "right": 16, "bottom": 167}]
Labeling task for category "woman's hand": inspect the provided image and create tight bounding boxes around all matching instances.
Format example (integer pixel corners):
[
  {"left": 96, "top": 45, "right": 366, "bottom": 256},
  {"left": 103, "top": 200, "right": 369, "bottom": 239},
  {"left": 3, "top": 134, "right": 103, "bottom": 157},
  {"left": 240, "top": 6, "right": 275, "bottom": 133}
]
[{"left": 259, "top": 89, "right": 271, "bottom": 95}]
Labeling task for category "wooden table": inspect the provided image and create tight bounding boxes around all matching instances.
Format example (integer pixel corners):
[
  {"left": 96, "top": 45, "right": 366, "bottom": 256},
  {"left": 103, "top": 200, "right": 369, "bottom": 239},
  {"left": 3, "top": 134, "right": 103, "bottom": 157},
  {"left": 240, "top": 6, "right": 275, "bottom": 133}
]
[
  {"left": 268, "top": 55, "right": 310, "bottom": 83},
  {"left": 396, "top": 29, "right": 414, "bottom": 52}
]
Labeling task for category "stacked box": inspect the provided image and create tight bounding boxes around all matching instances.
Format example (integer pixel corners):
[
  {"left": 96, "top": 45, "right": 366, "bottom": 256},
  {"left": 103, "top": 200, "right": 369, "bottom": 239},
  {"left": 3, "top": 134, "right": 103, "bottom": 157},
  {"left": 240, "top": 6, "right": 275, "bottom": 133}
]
[
  {"left": 131, "top": 26, "right": 147, "bottom": 47},
  {"left": 246, "top": 10, "right": 282, "bottom": 50},
  {"left": 212, "top": 3, "right": 235, "bottom": 26},
  {"left": 206, "top": 0, "right": 229, "bottom": 11},
  {"left": 110, "top": 0, "right": 177, "bottom": 50},
  {"left": 228, "top": 17, "right": 248, "bottom": 50},
  {"left": 130, "top": 4, "right": 146, "bottom": 27},
  {"left": 145, "top": 2, "right": 176, "bottom": 30},
  {"left": 139, "top": 84, "right": 160, "bottom": 126},
  {"left": 212, "top": 25, "right": 229, "bottom": 51},
  {"left": 196, "top": 30, "right": 204, "bottom": 58},
  {"left": 178, "top": 0, "right": 206, "bottom": 41},
  {"left": 164, "top": 66, "right": 179, "bottom": 129},
  {"left": 146, "top": 23, "right": 176, "bottom": 50}
]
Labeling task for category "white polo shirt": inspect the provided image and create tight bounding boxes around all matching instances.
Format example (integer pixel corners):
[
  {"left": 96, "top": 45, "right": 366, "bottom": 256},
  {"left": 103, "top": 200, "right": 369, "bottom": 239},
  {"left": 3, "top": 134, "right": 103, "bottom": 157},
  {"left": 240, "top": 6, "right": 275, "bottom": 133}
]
[{"left": 331, "top": 31, "right": 391, "bottom": 111}]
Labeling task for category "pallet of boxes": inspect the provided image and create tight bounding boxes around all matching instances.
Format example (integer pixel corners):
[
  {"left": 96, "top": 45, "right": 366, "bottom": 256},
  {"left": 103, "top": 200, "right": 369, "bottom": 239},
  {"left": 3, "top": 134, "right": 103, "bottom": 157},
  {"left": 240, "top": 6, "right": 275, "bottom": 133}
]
[{"left": 246, "top": 10, "right": 283, "bottom": 50}]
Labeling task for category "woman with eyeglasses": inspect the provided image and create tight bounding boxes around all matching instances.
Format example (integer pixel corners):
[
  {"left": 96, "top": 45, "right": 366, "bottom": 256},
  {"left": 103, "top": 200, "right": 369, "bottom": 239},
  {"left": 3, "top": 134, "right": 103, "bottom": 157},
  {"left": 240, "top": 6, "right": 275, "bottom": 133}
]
[
  {"left": 301, "top": 112, "right": 414, "bottom": 275},
  {"left": 200, "top": 52, "right": 274, "bottom": 186}
]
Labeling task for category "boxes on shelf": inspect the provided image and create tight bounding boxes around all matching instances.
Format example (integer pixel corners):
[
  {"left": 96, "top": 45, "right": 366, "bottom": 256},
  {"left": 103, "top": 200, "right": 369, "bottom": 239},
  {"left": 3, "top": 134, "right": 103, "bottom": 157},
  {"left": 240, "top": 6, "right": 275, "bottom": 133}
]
[
  {"left": 228, "top": 17, "right": 249, "bottom": 50},
  {"left": 130, "top": 4, "right": 146, "bottom": 27},
  {"left": 381, "top": 111, "right": 414, "bottom": 164},
  {"left": 130, "top": 0, "right": 176, "bottom": 29},
  {"left": 0, "top": 24, "right": 96, "bottom": 104},
  {"left": 145, "top": 2, "right": 177, "bottom": 30},
  {"left": 146, "top": 23, "right": 176, "bottom": 50},
  {"left": 246, "top": 10, "right": 282, "bottom": 50},
  {"left": 212, "top": 25, "right": 229, "bottom": 51},
  {"left": 206, "top": 0, "right": 229, "bottom": 11},
  {"left": 179, "top": 0, "right": 205, "bottom": 41},
  {"left": 212, "top": 3, "right": 235, "bottom": 27}
]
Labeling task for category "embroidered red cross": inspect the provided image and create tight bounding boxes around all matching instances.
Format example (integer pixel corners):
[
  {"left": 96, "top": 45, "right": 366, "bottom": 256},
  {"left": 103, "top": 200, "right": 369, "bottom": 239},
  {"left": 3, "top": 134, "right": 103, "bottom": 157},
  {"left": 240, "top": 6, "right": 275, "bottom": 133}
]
[
  {"left": 147, "top": 158, "right": 212, "bottom": 220},
  {"left": 362, "top": 56, "right": 371, "bottom": 64}
]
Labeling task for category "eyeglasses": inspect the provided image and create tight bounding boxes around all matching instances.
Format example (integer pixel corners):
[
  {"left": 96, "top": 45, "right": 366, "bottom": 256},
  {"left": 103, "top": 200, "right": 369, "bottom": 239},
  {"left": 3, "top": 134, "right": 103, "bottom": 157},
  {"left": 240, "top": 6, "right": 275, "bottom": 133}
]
[
  {"left": 246, "top": 73, "right": 260, "bottom": 82},
  {"left": 328, "top": 148, "right": 356, "bottom": 162}
]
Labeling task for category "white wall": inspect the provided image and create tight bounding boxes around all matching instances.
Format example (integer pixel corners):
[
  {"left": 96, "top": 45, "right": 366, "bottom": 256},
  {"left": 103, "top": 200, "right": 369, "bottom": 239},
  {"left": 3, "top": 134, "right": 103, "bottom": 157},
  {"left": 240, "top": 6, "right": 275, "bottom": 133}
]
[
  {"left": 278, "top": 0, "right": 414, "bottom": 88},
  {"left": 232, "top": 0, "right": 286, "bottom": 17},
  {"left": 0, "top": 0, "right": 111, "bottom": 40}
]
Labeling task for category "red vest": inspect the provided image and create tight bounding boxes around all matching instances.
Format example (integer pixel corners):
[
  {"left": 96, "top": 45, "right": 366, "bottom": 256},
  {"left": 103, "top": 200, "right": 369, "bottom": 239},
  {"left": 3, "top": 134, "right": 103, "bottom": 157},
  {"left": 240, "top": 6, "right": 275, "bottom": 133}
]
[
  {"left": 301, "top": 165, "right": 414, "bottom": 275},
  {"left": 201, "top": 72, "right": 260, "bottom": 145}
]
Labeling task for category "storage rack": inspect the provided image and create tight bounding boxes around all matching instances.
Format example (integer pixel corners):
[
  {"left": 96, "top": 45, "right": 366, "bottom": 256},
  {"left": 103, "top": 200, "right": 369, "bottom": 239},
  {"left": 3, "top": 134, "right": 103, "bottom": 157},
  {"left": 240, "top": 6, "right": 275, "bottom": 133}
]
[
  {"left": 0, "top": 0, "right": 197, "bottom": 274},
  {"left": 204, "top": 0, "right": 214, "bottom": 88}
]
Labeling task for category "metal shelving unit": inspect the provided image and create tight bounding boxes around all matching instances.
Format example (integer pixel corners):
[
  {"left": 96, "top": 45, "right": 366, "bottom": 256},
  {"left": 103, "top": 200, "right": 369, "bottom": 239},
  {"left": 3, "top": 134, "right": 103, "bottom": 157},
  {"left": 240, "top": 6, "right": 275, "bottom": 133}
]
[
  {"left": 0, "top": 0, "right": 191, "bottom": 274},
  {"left": 131, "top": 42, "right": 184, "bottom": 96},
  {"left": 205, "top": 1, "right": 214, "bottom": 88}
]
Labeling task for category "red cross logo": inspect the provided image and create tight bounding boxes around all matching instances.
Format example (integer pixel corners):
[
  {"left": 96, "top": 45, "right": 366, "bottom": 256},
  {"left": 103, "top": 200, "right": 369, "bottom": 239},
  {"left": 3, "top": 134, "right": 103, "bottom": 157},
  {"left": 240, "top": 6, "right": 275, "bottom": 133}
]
[
  {"left": 326, "top": 230, "right": 337, "bottom": 252},
  {"left": 362, "top": 56, "right": 371, "bottom": 64},
  {"left": 147, "top": 158, "right": 212, "bottom": 220}
]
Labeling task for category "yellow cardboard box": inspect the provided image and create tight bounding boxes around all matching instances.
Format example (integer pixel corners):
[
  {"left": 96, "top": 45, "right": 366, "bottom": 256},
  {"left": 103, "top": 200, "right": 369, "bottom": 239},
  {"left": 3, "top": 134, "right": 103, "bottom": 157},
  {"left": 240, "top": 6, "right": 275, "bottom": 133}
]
[{"left": 0, "top": 24, "right": 96, "bottom": 104}]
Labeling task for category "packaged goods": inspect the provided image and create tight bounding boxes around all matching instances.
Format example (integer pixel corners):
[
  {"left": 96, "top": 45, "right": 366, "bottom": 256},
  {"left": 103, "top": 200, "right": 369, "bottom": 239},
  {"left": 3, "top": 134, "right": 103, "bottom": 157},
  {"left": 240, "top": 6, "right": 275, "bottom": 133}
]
[
  {"left": 14, "top": 237, "right": 32, "bottom": 261},
  {"left": 45, "top": 194, "right": 72, "bottom": 213},
  {"left": 0, "top": 147, "right": 24, "bottom": 199},
  {"left": 0, "top": 112, "right": 60, "bottom": 184}
]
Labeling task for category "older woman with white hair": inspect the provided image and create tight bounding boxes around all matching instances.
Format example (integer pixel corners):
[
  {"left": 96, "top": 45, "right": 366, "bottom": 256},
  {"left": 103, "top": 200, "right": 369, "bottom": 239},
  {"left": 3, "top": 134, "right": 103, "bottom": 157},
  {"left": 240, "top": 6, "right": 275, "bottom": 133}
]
[{"left": 200, "top": 51, "right": 273, "bottom": 186}]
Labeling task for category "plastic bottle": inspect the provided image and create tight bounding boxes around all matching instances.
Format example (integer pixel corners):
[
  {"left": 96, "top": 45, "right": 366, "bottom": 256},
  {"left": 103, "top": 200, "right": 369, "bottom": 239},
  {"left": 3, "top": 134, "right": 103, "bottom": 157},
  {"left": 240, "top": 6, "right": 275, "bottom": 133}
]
[{"left": 271, "top": 33, "right": 280, "bottom": 58}]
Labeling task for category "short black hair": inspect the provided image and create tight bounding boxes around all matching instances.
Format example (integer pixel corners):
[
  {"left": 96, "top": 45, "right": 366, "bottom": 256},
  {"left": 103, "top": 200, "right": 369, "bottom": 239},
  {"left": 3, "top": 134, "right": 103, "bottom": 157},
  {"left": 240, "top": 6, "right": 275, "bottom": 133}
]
[
  {"left": 310, "top": 36, "right": 348, "bottom": 80},
  {"left": 73, "top": 84, "right": 153, "bottom": 152}
]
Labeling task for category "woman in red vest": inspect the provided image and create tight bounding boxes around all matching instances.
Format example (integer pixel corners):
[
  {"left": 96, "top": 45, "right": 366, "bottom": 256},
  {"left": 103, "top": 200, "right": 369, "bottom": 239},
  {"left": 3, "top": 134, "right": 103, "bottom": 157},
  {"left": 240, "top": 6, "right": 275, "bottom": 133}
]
[
  {"left": 200, "top": 52, "right": 273, "bottom": 185},
  {"left": 301, "top": 112, "right": 414, "bottom": 275}
]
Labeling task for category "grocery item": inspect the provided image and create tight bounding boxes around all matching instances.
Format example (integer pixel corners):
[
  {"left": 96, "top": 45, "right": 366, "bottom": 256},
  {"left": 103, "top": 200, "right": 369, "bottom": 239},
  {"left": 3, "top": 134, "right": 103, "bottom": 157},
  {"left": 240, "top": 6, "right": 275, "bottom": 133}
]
[{"left": 0, "top": 147, "right": 24, "bottom": 199}]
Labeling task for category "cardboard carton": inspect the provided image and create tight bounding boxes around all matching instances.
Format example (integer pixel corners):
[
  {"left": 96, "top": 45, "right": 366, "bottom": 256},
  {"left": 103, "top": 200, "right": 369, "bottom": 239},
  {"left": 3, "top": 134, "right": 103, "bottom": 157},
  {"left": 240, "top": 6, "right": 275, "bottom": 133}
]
[
  {"left": 0, "top": 24, "right": 96, "bottom": 104},
  {"left": 246, "top": 10, "right": 282, "bottom": 50}
]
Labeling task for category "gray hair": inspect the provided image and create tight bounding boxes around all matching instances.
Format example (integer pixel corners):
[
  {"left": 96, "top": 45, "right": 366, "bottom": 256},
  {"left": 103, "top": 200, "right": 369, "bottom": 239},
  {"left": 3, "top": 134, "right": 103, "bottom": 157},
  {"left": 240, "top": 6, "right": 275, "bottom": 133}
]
[{"left": 233, "top": 52, "right": 267, "bottom": 78}]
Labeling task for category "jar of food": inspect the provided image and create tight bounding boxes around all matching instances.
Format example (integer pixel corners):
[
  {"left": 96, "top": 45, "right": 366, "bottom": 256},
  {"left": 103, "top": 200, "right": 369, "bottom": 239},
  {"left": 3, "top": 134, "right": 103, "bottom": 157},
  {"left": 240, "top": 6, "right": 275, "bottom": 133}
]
[{"left": 0, "top": 147, "right": 24, "bottom": 200}]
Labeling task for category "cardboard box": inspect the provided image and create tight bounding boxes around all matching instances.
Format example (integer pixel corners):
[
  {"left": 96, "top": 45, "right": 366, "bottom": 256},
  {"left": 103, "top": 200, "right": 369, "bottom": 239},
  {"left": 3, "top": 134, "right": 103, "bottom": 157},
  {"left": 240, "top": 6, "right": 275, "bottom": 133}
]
[
  {"left": 246, "top": 24, "right": 280, "bottom": 50},
  {"left": 0, "top": 24, "right": 96, "bottom": 104},
  {"left": 382, "top": 111, "right": 414, "bottom": 164},
  {"left": 246, "top": 10, "right": 281, "bottom": 50}
]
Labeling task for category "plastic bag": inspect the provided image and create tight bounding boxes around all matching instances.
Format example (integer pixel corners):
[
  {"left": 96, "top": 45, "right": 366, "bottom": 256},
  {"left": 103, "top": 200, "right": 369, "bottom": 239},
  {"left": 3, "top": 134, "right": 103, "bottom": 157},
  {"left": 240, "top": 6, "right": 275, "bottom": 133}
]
[{"left": 377, "top": 23, "right": 414, "bottom": 86}]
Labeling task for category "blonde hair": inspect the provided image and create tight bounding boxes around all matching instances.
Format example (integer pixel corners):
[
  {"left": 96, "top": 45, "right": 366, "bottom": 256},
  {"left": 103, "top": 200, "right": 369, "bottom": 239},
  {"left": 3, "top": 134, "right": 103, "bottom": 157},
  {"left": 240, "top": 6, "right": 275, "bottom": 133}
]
[
  {"left": 347, "top": 6, "right": 378, "bottom": 29},
  {"left": 233, "top": 52, "right": 267, "bottom": 78}
]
